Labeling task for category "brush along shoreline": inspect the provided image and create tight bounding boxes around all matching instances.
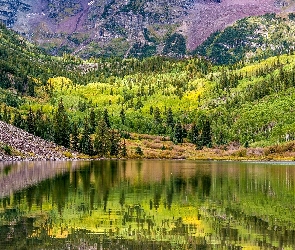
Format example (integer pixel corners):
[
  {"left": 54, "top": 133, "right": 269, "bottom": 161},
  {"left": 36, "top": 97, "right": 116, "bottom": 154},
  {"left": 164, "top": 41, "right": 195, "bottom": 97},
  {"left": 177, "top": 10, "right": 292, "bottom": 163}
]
[{"left": 1, "top": 121, "right": 295, "bottom": 162}]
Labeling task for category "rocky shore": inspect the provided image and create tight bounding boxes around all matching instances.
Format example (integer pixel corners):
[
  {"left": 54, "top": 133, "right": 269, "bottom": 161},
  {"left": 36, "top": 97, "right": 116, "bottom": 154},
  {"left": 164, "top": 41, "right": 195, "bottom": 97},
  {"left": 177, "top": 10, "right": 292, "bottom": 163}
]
[{"left": 0, "top": 121, "right": 76, "bottom": 161}]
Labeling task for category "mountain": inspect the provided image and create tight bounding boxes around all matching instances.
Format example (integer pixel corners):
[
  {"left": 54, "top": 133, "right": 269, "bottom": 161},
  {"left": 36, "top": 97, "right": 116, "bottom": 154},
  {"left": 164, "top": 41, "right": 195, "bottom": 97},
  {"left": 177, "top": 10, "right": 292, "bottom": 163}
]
[
  {"left": 0, "top": 0, "right": 289, "bottom": 58},
  {"left": 3, "top": 23, "right": 295, "bottom": 161},
  {"left": 194, "top": 13, "right": 295, "bottom": 64}
]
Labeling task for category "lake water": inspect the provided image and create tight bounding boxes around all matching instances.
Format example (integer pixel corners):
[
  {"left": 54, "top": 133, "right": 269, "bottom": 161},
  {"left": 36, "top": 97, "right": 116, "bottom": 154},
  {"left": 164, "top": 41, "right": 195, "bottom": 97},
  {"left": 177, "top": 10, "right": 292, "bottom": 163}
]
[{"left": 1, "top": 160, "right": 295, "bottom": 249}]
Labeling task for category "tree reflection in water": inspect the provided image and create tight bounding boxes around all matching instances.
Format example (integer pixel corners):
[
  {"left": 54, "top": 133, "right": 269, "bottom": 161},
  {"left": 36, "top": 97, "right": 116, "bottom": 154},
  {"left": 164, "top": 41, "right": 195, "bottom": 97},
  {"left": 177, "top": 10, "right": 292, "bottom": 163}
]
[{"left": 1, "top": 160, "right": 295, "bottom": 249}]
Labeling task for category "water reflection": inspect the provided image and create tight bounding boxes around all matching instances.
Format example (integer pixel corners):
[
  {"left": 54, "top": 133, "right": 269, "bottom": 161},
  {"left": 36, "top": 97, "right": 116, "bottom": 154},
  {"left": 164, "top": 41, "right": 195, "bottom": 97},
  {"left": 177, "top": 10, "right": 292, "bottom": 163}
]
[{"left": 1, "top": 160, "right": 295, "bottom": 249}]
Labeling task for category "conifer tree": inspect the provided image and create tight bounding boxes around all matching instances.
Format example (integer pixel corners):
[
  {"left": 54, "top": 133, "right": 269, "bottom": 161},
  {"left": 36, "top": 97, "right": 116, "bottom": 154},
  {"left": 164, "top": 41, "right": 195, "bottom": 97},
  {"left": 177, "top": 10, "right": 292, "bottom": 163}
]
[
  {"left": 89, "top": 109, "right": 96, "bottom": 134},
  {"left": 71, "top": 122, "right": 79, "bottom": 151},
  {"left": 103, "top": 109, "right": 111, "bottom": 128},
  {"left": 26, "top": 107, "right": 35, "bottom": 134},
  {"left": 109, "top": 129, "right": 120, "bottom": 157},
  {"left": 121, "top": 139, "right": 128, "bottom": 157},
  {"left": 53, "top": 99, "right": 70, "bottom": 148},
  {"left": 166, "top": 107, "right": 174, "bottom": 127},
  {"left": 120, "top": 108, "right": 125, "bottom": 125},
  {"left": 80, "top": 117, "right": 93, "bottom": 155},
  {"left": 94, "top": 119, "right": 110, "bottom": 157},
  {"left": 172, "top": 122, "right": 184, "bottom": 143}
]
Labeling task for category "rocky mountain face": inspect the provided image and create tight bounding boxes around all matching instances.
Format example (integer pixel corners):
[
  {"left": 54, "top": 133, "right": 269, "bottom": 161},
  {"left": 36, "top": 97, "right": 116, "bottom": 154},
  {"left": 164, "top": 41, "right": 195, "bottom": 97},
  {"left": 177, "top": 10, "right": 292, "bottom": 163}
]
[{"left": 0, "top": 0, "right": 292, "bottom": 58}]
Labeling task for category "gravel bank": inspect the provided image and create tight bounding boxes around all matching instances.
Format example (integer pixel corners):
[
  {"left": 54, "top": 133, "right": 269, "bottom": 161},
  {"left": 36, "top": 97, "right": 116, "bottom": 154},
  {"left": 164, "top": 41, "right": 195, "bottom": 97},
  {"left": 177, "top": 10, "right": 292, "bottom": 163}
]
[{"left": 0, "top": 121, "right": 76, "bottom": 161}]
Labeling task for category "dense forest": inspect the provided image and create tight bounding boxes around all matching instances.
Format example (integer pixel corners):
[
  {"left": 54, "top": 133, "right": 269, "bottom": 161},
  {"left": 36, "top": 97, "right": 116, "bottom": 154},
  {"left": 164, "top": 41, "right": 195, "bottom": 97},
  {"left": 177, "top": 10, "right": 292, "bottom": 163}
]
[{"left": 1, "top": 21, "right": 295, "bottom": 158}]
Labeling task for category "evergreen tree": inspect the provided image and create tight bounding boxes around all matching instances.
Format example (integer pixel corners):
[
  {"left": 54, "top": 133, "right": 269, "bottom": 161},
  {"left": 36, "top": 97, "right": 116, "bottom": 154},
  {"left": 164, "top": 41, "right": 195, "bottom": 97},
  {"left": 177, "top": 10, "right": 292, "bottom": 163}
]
[
  {"left": 2, "top": 105, "right": 10, "bottom": 123},
  {"left": 121, "top": 139, "right": 128, "bottom": 157},
  {"left": 172, "top": 122, "right": 184, "bottom": 143},
  {"left": 188, "top": 123, "right": 199, "bottom": 145},
  {"left": 154, "top": 107, "right": 162, "bottom": 124},
  {"left": 166, "top": 107, "right": 174, "bottom": 127},
  {"left": 89, "top": 109, "right": 96, "bottom": 134},
  {"left": 26, "top": 107, "right": 35, "bottom": 134},
  {"left": 13, "top": 111, "right": 25, "bottom": 129},
  {"left": 120, "top": 108, "right": 125, "bottom": 125},
  {"left": 80, "top": 118, "right": 93, "bottom": 155},
  {"left": 53, "top": 99, "right": 70, "bottom": 147},
  {"left": 71, "top": 122, "right": 79, "bottom": 151},
  {"left": 94, "top": 119, "right": 110, "bottom": 157},
  {"left": 103, "top": 109, "right": 111, "bottom": 128},
  {"left": 35, "top": 109, "right": 45, "bottom": 137},
  {"left": 201, "top": 119, "right": 212, "bottom": 147},
  {"left": 109, "top": 129, "right": 121, "bottom": 157}
]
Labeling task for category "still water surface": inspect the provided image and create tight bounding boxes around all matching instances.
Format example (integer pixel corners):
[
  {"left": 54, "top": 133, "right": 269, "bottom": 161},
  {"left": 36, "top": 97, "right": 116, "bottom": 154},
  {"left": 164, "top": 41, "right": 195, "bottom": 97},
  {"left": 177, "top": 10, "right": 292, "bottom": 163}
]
[{"left": 1, "top": 160, "right": 295, "bottom": 249}]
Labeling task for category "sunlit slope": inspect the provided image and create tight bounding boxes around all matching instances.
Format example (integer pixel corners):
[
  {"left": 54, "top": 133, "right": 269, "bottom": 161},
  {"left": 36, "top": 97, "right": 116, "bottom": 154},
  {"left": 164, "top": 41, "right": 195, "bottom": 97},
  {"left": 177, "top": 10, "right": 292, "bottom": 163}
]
[{"left": 2, "top": 23, "right": 295, "bottom": 151}]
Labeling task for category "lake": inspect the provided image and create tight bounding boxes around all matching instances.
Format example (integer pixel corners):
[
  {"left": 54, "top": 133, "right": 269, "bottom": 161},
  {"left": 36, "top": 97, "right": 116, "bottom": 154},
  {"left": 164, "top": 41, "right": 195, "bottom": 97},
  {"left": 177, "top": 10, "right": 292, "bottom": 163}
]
[{"left": 0, "top": 160, "right": 295, "bottom": 249}]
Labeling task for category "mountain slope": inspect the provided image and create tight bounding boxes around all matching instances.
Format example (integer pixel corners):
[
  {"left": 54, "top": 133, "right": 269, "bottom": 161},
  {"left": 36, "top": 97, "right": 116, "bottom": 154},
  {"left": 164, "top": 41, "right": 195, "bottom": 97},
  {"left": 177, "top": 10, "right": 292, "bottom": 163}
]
[
  {"left": 0, "top": 0, "right": 287, "bottom": 58},
  {"left": 3, "top": 24, "right": 295, "bottom": 159},
  {"left": 194, "top": 13, "right": 295, "bottom": 64}
]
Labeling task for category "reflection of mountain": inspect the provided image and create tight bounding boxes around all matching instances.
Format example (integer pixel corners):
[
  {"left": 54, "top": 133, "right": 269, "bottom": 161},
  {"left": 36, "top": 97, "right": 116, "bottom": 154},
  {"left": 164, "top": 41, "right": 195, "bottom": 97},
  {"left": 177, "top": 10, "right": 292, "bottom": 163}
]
[{"left": 1, "top": 160, "right": 295, "bottom": 248}]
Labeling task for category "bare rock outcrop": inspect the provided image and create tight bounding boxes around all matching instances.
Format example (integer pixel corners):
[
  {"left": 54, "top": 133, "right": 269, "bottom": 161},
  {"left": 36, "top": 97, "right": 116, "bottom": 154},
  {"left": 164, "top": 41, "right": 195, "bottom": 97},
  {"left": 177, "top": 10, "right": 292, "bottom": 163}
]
[{"left": 0, "top": 121, "right": 76, "bottom": 161}]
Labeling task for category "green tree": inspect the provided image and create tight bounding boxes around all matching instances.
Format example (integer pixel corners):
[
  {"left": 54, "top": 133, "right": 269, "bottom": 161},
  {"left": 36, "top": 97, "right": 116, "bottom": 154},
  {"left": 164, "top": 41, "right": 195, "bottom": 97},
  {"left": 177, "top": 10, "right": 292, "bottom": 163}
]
[
  {"left": 53, "top": 99, "right": 70, "bottom": 147},
  {"left": 166, "top": 107, "right": 174, "bottom": 127},
  {"left": 109, "top": 129, "right": 121, "bottom": 157},
  {"left": 80, "top": 118, "right": 93, "bottom": 155},
  {"left": 71, "top": 122, "right": 79, "bottom": 151},
  {"left": 103, "top": 109, "right": 111, "bottom": 128},
  {"left": 94, "top": 119, "right": 110, "bottom": 157},
  {"left": 89, "top": 109, "right": 96, "bottom": 134},
  {"left": 26, "top": 107, "right": 35, "bottom": 134},
  {"left": 172, "top": 122, "right": 184, "bottom": 143}
]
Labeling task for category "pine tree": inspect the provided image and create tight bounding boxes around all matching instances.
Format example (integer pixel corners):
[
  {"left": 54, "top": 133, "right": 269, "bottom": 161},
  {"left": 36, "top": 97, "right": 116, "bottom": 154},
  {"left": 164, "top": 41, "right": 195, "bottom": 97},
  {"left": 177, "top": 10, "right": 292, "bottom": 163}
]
[
  {"left": 103, "top": 109, "right": 111, "bottom": 128},
  {"left": 89, "top": 109, "right": 96, "bottom": 134},
  {"left": 109, "top": 129, "right": 120, "bottom": 157},
  {"left": 53, "top": 99, "right": 70, "bottom": 147},
  {"left": 94, "top": 119, "right": 110, "bottom": 157},
  {"left": 172, "top": 122, "right": 184, "bottom": 143},
  {"left": 121, "top": 139, "right": 128, "bottom": 157},
  {"left": 201, "top": 119, "right": 212, "bottom": 148},
  {"left": 189, "top": 123, "right": 199, "bottom": 145},
  {"left": 26, "top": 107, "right": 35, "bottom": 134},
  {"left": 154, "top": 107, "right": 162, "bottom": 124},
  {"left": 13, "top": 111, "right": 24, "bottom": 129},
  {"left": 166, "top": 107, "right": 174, "bottom": 127},
  {"left": 120, "top": 108, "right": 125, "bottom": 125},
  {"left": 80, "top": 118, "right": 93, "bottom": 155},
  {"left": 71, "top": 122, "right": 79, "bottom": 151}
]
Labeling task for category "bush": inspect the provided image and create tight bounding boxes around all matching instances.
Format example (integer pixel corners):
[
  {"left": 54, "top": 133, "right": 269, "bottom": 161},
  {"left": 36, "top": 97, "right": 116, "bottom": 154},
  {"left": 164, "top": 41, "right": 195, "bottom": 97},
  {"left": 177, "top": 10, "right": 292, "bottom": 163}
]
[
  {"left": 2, "top": 144, "right": 12, "bottom": 155},
  {"left": 135, "top": 146, "right": 143, "bottom": 156}
]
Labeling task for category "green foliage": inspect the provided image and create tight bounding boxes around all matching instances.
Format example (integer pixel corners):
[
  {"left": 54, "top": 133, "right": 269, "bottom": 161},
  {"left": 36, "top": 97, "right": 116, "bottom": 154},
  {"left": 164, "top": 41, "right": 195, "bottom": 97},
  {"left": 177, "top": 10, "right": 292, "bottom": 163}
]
[
  {"left": 4, "top": 23, "right": 295, "bottom": 156},
  {"left": 195, "top": 13, "right": 295, "bottom": 65}
]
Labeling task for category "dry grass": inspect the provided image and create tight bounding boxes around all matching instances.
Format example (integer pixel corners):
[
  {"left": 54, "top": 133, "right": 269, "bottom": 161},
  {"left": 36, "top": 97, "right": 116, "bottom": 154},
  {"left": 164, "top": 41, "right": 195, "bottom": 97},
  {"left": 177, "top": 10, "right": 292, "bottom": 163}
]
[{"left": 124, "top": 134, "right": 295, "bottom": 161}]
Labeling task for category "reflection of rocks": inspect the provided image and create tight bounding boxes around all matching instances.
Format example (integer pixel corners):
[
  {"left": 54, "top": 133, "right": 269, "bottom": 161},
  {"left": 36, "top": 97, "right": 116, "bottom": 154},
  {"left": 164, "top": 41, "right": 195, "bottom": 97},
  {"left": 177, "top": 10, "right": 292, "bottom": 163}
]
[
  {"left": 0, "top": 161, "right": 86, "bottom": 198},
  {"left": 0, "top": 121, "right": 75, "bottom": 161}
]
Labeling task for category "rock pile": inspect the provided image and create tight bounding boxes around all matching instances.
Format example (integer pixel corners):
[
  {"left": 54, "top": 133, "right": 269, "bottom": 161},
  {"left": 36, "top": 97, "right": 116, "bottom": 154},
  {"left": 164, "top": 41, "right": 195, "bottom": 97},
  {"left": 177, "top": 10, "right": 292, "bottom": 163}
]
[{"left": 0, "top": 121, "right": 76, "bottom": 161}]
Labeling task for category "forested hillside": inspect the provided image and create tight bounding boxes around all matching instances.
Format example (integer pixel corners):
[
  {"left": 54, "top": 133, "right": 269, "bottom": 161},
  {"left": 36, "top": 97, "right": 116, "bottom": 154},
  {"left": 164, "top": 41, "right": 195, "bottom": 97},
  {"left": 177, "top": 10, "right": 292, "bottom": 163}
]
[
  {"left": 2, "top": 23, "right": 295, "bottom": 159},
  {"left": 195, "top": 13, "right": 295, "bottom": 64}
]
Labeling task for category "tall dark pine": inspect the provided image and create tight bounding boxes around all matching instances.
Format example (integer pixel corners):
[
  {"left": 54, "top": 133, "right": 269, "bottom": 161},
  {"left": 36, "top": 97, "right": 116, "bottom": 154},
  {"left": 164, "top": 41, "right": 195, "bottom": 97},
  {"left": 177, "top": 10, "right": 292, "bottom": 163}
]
[
  {"left": 80, "top": 118, "right": 93, "bottom": 155},
  {"left": 94, "top": 119, "right": 110, "bottom": 157},
  {"left": 173, "top": 122, "right": 184, "bottom": 143},
  {"left": 26, "top": 107, "right": 35, "bottom": 134},
  {"left": 201, "top": 119, "right": 212, "bottom": 147},
  {"left": 166, "top": 107, "right": 174, "bottom": 127},
  {"left": 71, "top": 122, "right": 79, "bottom": 151},
  {"left": 109, "top": 129, "right": 120, "bottom": 157},
  {"left": 103, "top": 109, "right": 111, "bottom": 128},
  {"left": 89, "top": 109, "right": 96, "bottom": 134},
  {"left": 53, "top": 99, "right": 70, "bottom": 148}
]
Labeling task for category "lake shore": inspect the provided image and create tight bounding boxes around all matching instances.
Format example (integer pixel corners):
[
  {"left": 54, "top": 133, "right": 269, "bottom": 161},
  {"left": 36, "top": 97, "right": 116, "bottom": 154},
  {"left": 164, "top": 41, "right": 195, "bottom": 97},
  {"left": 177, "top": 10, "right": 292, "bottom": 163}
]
[{"left": 1, "top": 120, "right": 295, "bottom": 162}]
